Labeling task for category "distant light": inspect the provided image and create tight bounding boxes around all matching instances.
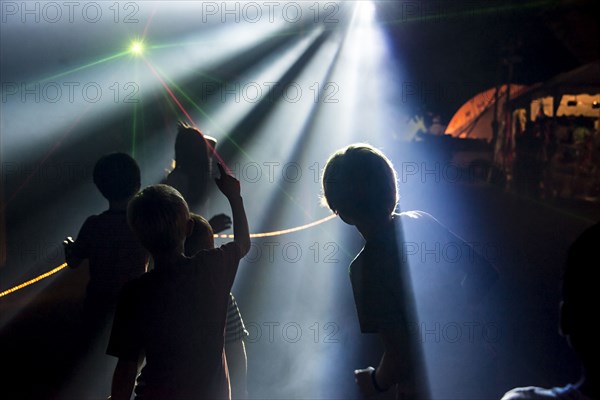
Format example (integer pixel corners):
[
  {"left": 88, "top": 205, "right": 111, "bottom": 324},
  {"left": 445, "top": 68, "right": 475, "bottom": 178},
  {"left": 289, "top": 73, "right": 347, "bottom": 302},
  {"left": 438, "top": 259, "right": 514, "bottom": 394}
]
[
  {"left": 592, "top": 101, "right": 599, "bottom": 109},
  {"left": 357, "top": 1, "right": 376, "bottom": 19},
  {"left": 130, "top": 41, "right": 144, "bottom": 55}
]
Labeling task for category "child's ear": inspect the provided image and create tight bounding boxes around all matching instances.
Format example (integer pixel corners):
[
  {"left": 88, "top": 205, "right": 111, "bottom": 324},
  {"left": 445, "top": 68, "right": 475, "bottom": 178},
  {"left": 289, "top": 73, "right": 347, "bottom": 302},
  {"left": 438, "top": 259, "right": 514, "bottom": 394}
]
[{"left": 185, "top": 218, "right": 195, "bottom": 238}]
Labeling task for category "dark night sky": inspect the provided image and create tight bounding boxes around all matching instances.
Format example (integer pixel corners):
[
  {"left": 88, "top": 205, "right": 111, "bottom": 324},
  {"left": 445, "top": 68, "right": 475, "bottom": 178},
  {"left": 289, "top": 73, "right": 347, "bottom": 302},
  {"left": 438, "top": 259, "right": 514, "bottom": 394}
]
[{"left": 375, "top": 0, "right": 599, "bottom": 120}]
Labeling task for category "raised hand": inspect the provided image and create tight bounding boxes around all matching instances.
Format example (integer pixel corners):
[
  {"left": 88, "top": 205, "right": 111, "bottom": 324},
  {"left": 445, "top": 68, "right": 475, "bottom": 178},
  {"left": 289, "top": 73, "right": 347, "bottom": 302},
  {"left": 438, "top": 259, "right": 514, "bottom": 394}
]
[
  {"left": 63, "top": 236, "right": 75, "bottom": 259},
  {"left": 214, "top": 163, "right": 240, "bottom": 200},
  {"left": 209, "top": 213, "right": 232, "bottom": 234},
  {"left": 354, "top": 366, "right": 381, "bottom": 398}
]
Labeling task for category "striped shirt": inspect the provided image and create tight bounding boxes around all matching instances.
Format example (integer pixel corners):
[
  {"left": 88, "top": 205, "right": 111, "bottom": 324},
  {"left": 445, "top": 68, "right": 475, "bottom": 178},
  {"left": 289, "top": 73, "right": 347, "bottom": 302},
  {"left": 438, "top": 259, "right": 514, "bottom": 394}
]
[{"left": 225, "top": 293, "right": 248, "bottom": 344}]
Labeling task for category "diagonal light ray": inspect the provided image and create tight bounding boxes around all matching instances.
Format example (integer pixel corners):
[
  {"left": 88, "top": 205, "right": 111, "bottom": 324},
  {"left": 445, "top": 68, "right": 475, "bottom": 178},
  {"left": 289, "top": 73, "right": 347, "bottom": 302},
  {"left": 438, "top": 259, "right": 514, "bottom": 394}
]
[{"left": 38, "top": 50, "right": 131, "bottom": 83}]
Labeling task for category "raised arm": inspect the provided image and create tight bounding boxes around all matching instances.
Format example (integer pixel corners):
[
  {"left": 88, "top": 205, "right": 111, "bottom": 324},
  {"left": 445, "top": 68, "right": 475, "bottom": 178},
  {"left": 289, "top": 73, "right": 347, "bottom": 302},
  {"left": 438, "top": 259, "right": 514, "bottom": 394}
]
[
  {"left": 110, "top": 358, "right": 139, "bottom": 400},
  {"left": 355, "top": 326, "right": 413, "bottom": 397},
  {"left": 215, "top": 163, "right": 250, "bottom": 256}
]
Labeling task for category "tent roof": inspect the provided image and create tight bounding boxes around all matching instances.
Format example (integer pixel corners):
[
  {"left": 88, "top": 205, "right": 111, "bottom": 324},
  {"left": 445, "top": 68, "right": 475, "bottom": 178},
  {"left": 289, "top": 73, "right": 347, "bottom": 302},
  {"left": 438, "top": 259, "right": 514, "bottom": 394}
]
[
  {"left": 445, "top": 84, "right": 529, "bottom": 141},
  {"left": 510, "top": 60, "right": 600, "bottom": 108}
]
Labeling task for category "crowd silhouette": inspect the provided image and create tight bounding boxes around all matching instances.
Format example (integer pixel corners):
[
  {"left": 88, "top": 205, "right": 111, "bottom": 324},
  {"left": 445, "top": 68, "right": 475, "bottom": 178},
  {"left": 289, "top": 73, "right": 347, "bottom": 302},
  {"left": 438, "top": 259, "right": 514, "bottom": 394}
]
[{"left": 51, "top": 129, "right": 597, "bottom": 399}]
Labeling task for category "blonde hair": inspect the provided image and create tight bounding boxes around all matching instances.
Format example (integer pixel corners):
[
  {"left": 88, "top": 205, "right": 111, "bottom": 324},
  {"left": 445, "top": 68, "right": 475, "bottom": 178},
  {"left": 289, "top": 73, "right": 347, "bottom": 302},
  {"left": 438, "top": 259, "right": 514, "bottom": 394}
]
[
  {"left": 185, "top": 214, "right": 215, "bottom": 255},
  {"left": 127, "top": 184, "right": 190, "bottom": 254},
  {"left": 321, "top": 143, "right": 399, "bottom": 219}
]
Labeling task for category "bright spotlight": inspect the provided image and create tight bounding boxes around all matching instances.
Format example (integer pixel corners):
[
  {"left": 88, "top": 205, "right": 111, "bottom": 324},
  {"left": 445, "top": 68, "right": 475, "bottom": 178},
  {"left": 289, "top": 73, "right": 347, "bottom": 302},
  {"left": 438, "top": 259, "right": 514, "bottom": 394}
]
[
  {"left": 357, "top": 1, "right": 376, "bottom": 20},
  {"left": 130, "top": 40, "right": 144, "bottom": 55}
]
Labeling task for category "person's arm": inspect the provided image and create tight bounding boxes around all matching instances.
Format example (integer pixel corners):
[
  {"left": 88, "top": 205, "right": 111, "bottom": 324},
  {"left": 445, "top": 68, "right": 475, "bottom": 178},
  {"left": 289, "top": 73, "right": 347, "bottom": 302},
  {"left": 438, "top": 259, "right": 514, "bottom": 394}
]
[
  {"left": 215, "top": 163, "right": 250, "bottom": 256},
  {"left": 375, "top": 328, "right": 406, "bottom": 388},
  {"left": 355, "top": 327, "right": 407, "bottom": 396},
  {"left": 63, "top": 236, "right": 84, "bottom": 269},
  {"left": 421, "top": 212, "right": 499, "bottom": 304},
  {"left": 225, "top": 339, "right": 248, "bottom": 399},
  {"left": 443, "top": 229, "right": 499, "bottom": 304},
  {"left": 63, "top": 217, "right": 93, "bottom": 269},
  {"left": 460, "top": 249, "right": 499, "bottom": 304},
  {"left": 229, "top": 196, "right": 250, "bottom": 257},
  {"left": 110, "top": 356, "right": 142, "bottom": 400},
  {"left": 107, "top": 281, "right": 143, "bottom": 400}
]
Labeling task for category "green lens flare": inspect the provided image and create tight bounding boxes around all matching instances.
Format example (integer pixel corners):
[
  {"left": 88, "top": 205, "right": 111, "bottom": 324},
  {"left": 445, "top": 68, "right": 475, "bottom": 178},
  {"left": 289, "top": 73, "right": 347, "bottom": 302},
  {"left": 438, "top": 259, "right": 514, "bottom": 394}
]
[{"left": 130, "top": 40, "right": 145, "bottom": 55}]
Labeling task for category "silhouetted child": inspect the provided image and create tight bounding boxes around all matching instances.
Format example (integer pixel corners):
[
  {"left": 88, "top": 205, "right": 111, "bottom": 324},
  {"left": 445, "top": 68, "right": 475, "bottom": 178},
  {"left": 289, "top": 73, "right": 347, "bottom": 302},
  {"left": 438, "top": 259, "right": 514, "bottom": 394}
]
[
  {"left": 185, "top": 213, "right": 249, "bottom": 400},
  {"left": 107, "top": 163, "right": 250, "bottom": 400},
  {"left": 64, "top": 152, "right": 149, "bottom": 334},
  {"left": 501, "top": 222, "right": 599, "bottom": 400},
  {"left": 165, "top": 121, "right": 232, "bottom": 234},
  {"left": 166, "top": 121, "right": 217, "bottom": 215},
  {"left": 132, "top": 214, "right": 250, "bottom": 399},
  {"left": 321, "top": 143, "right": 498, "bottom": 399}
]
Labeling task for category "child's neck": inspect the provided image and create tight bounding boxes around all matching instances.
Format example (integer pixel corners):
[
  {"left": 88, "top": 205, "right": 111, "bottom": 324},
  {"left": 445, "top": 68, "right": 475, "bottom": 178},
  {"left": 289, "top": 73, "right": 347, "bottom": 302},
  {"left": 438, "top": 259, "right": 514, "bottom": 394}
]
[
  {"left": 108, "top": 199, "right": 130, "bottom": 211},
  {"left": 357, "top": 215, "right": 393, "bottom": 241},
  {"left": 152, "top": 248, "right": 187, "bottom": 269}
]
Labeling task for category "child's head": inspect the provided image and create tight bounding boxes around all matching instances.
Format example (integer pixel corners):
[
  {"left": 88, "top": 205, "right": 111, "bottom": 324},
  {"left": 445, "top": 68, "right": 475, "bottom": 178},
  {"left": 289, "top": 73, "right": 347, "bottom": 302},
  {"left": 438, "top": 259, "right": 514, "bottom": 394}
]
[
  {"left": 127, "top": 184, "right": 191, "bottom": 254},
  {"left": 184, "top": 213, "right": 215, "bottom": 255},
  {"left": 321, "top": 143, "right": 398, "bottom": 222},
  {"left": 93, "top": 152, "right": 141, "bottom": 202}
]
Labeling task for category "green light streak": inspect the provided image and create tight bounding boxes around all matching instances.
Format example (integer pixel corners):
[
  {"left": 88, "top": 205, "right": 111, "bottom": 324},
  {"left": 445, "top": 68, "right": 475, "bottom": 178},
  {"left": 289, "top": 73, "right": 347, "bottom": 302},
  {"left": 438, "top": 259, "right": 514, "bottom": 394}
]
[
  {"left": 158, "top": 82, "right": 183, "bottom": 120},
  {"left": 39, "top": 50, "right": 130, "bottom": 83},
  {"left": 138, "top": 95, "right": 146, "bottom": 160},
  {"left": 131, "top": 61, "right": 140, "bottom": 158},
  {"left": 150, "top": 63, "right": 318, "bottom": 224},
  {"left": 152, "top": 64, "right": 253, "bottom": 162}
]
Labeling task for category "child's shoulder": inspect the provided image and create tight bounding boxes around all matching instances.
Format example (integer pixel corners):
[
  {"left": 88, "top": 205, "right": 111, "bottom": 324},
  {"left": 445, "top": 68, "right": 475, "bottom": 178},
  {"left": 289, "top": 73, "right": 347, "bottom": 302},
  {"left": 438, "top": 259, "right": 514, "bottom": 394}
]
[
  {"left": 191, "top": 242, "right": 242, "bottom": 263},
  {"left": 80, "top": 210, "right": 128, "bottom": 233},
  {"left": 395, "top": 210, "right": 452, "bottom": 241},
  {"left": 397, "top": 210, "right": 436, "bottom": 222},
  {"left": 78, "top": 213, "right": 102, "bottom": 231},
  {"left": 84, "top": 209, "right": 126, "bottom": 222}
]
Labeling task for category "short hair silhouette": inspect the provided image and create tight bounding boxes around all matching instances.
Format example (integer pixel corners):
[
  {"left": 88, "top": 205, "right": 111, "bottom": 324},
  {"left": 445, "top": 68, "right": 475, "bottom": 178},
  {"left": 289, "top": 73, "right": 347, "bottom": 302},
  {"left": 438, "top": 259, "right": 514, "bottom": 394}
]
[
  {"left": 93, "top": 152, "right": 141, "bottom": 201},
  {"left": 127, "top": 184, "right": 190, "bottom": 254},
  {"left": 321, "top": 143, "right": 398, "bottom": 219},
  {"left": 185, "top": 213, "right": 215, "bottom": 255}
]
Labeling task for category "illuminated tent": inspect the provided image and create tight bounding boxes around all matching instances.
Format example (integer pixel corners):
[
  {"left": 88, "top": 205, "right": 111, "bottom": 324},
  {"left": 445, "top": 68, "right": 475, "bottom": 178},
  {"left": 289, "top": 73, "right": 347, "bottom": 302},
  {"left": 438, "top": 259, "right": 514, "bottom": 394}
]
[
  {"left": 507, "top": 61, "right": 600, "bottom": 201},
  {"left": 509, "top": 60, "right": 600, "bottom": 118},
  {"left": 445, "top": 84, "right": 529, "bottom": 142}
]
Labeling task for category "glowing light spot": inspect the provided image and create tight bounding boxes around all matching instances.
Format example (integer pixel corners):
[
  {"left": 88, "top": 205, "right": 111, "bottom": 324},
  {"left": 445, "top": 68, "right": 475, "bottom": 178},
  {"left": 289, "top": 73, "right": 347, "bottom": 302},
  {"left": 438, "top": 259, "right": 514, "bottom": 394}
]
[
  {"left": 357, "top": 1, "right": 376, "bottom": 20},
  {"left": 130, "top": 41, "right": 144, "bottom": 55}
]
